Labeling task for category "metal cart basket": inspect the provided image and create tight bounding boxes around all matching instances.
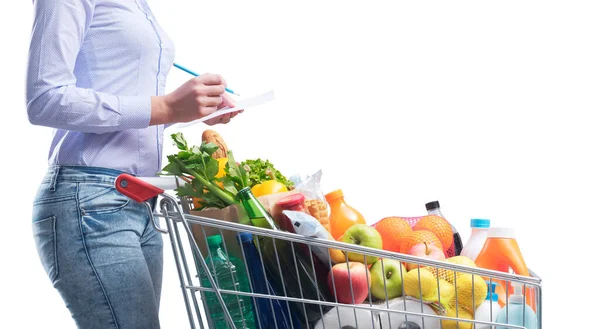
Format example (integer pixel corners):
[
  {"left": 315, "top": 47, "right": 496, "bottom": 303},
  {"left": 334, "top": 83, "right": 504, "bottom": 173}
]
[{"left": 115, "top": 174, "right": 542, "bottom": 329}]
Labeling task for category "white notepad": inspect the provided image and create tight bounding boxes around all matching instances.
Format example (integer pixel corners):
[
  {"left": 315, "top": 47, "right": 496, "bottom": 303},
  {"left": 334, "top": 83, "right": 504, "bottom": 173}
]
[{"left": 169, "top": 89, "right": 275, "bottom": 129}]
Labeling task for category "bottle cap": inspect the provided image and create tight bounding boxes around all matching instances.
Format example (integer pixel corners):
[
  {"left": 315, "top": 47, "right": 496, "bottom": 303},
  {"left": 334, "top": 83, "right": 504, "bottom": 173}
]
[
  {"left": 470, "top": 218, "right": 490, "bottom": 229},
  {"left": 486, "top": 281, "right": 499, "bottom": 302},
  {"left": 207, "top": 234, "right": 223, "bottom": 247},
  {"left": 487, "top": 227, "right": 516, "bottom": 239},
  {"left": 425, "top": 201, "right": 440, "bottom": 211},
  {"left": 236, "top": 232, "right": 253, "bottom": 244},
  {"left": 325, "top": 189, "right": 344, "bottom": 202},
  {"left": 237, "top": 187, "right": 252, "bottom": 197},
  {"left": 276, "top": 193, "right": 306, "bottom": 207},
  {"left": 509, "top": 282, "right": 524, "bottom": 303}
]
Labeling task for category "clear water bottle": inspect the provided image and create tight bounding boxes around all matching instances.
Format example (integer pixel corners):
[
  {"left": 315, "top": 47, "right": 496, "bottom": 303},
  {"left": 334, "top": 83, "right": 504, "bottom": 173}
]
[
  {"left": 201, "top": 234, "right": 256, "bottom": 329},
  {"left": 426, "top": 200, "right": 463, "bottom": 255}
]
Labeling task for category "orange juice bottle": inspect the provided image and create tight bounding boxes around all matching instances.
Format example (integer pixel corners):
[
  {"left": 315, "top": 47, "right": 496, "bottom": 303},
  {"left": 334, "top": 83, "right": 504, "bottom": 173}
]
[
  {"left": 325, "top": 189, "right": 366, "bottom": 240},
  {"left": 475, "top": 227, "right": 537, "bottom": 312}
]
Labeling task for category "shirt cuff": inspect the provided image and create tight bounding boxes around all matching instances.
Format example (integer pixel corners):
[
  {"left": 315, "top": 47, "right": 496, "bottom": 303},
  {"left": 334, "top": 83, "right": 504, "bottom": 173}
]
[{"left": 119, "top": 96, "right": 152, "bottom": 129}]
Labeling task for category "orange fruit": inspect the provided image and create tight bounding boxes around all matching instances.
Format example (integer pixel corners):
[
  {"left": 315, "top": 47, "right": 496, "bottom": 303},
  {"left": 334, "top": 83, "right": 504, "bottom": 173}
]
[
  {"left": 413, "top": 215, "right": 454, "bottom": 251},
  {"left": 400, "top": 230, "right": 444, "bottom": 254},
  {"left": 373, "top": 217, "right": 413, "bottom": 253}
]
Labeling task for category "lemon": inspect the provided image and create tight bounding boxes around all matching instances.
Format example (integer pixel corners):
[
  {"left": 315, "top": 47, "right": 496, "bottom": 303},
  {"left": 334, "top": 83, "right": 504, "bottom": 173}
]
[
  {"left": 438, "top": 279, "right": 457, "bottom": 310},
  {"left": 427, "top": 256, "right": 477, "bottom": 284},
  {"left": 455, "top": 274, "right": 487, "bottom": 313},
  {"left": 404, "top": 268, "right": 440, "bottom": 302},
  {"left": 442, "top": 305, "right": 474, "bottom": 329}
]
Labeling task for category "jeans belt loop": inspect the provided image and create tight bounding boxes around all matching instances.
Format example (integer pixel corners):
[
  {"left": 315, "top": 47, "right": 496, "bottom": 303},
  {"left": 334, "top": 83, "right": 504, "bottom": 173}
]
[{"left": 48, "top": 165, "right": 61, "bottom": 192}]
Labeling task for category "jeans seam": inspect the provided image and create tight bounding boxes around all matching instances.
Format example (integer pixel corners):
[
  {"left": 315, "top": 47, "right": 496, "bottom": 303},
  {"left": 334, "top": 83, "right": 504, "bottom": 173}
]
[
  {"left": 52, "top": 216, "right": 58, "bottom": 282},
  {"left": 76, "top": 183, "right": 120, "bottom": 329}
]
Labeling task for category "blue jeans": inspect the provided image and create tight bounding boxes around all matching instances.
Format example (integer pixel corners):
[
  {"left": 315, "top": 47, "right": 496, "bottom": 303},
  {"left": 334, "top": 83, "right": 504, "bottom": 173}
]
[{"left": 32, "top": 166, "right": 163, "bottom": 329}]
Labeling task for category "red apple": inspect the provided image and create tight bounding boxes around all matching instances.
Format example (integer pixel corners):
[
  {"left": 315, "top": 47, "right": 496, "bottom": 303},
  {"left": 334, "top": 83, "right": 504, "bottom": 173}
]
[
  {"left": 327, "top": 261, "right": 371, "bottom": 304},
  {"left": 406, "top": 242, "right": 446, "bottom": 271}
]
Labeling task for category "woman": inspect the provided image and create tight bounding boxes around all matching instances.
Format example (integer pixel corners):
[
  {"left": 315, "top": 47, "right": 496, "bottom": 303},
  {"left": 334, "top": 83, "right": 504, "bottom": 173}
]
[{"left": 25, "top": 1, "right": 239, "bottom": 328}]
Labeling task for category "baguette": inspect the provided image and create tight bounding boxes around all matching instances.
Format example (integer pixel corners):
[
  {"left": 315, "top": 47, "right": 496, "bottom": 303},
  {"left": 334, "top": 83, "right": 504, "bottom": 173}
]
[{"left": 201, "top": 130, "right": 229, "bottom": 159}]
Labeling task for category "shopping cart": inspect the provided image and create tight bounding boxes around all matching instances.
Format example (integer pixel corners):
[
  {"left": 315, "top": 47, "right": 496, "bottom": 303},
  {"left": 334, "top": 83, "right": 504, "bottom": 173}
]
[{"left": 115, "top": 174, "right": 543, "bottom": 329}]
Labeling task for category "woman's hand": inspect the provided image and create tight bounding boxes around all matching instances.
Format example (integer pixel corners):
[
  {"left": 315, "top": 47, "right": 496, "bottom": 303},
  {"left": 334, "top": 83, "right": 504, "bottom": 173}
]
[
  {"left": 150, "top": 74, "right": 241, "bottom": 125},
  {"left": 203, "top": 93, "right": 244, "bottom": 125}
]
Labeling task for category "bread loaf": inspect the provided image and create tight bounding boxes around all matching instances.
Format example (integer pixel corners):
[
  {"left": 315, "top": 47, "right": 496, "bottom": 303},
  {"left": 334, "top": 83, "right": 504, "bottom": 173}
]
[
  {"left": 304, "top": 199, "right": 330, "bottom": 232},
  {"left": 201, "top": 130, "right": 228, "bottom": 159}
]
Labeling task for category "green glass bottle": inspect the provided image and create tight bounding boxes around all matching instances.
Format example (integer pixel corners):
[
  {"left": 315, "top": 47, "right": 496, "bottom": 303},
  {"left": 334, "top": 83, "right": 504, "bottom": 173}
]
[{"left": 237, "top": 187, "right": 277, "bottom": 230}]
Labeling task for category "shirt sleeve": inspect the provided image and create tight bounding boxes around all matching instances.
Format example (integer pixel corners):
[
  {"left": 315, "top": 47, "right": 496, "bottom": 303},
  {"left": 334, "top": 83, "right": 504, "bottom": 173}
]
[{"left": 25, "top": 0, "right": 152, "bottom": 134}]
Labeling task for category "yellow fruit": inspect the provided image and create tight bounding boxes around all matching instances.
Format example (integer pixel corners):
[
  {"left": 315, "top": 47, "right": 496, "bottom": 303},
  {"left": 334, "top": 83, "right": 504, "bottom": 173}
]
[
  {"left": 404, "top": 268, "right": 440, "bottom": 302},
  {"left": 442, "top": 305, "right": 474, "bottom": 329},
  {"left": 447, "top": 256, "right": 476, "bottom": 268},
  {"left": 455, "top": 274, "right": 487, "bottom": 313},
  {"left": 427, "top": 256, "right": 477, "bottom": 284},
  {"left": 438, "top": 279, "right": 457, "bottom": 310},
  {"left": 192, "top": 157, "right": 228, "bottom": 208},
  {"left": 251, "top": 180, "right": 288, "bottom": 197}
]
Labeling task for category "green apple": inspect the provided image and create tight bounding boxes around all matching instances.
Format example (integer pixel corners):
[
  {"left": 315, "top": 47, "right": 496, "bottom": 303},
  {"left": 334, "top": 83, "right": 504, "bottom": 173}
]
[
  {"left": 339, "top": 224, "right": 383, "bottom": 265},
  {"left": 369, "top": 258, "right": 407, "bottom": 300}
]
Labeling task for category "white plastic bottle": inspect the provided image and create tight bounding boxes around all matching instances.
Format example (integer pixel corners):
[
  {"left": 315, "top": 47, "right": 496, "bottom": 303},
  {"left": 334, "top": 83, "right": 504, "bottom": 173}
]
[
  {"left": 496, "top": 282, "right": 538, "bottom": 329},
  {"left": 460, "top": 218, "right": 490, "bottom": 261},
  {"left": 474, "top": 281, "right": 501, "bottom": 328}
]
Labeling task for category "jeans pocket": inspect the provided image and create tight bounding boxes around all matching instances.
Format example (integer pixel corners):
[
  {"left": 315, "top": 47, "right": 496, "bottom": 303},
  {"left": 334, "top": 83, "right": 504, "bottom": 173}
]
[
  {"left": 32, "top": 216, "right": 58, "bottom": 282},
  {"left": 78, "top": 182, "right": 130, "bottom": 215}
]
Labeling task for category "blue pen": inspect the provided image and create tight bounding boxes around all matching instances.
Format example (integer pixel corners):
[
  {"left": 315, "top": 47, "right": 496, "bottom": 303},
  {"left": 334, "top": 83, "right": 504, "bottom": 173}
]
[{"left": 173, "top": 63, "right": 238, "bottom": 96}]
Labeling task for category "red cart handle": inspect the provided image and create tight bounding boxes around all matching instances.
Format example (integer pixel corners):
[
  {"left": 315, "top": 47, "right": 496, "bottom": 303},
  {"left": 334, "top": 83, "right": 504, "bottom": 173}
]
[{"left": 115, "top": 174, "right": 164, "bottom": 203}]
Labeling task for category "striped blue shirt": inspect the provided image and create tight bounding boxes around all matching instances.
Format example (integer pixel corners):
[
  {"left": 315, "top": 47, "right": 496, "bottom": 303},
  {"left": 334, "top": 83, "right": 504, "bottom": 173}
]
[{"left": 26, "top": 0, "right": 175, "bottom": 177}]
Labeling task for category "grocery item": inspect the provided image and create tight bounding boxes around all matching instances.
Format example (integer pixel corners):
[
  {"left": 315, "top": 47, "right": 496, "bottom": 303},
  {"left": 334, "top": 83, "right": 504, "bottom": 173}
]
[
  {"left": 495, "top": 282, "right": 538, "bottom": 329},
  {"left": 369, "top": 258, "right": 407, "bottom": 300},
  {"left": 442, "top": 304, "right": 475, "bottom": 329},
  {"left": 285, "top": 210, "right": 346, "bottom": 265},
  {"left": 404, "top": 267, "right": 458, "bottom": 312},
  {"left": 338, "top": 224, "right": 383, "bottom": 265},
  {"left": 326, "top": 189, "right": 366, "bottom": 240},
  {"left": 240, "top": 158, "right": 295, "bottom": 190},
  {"left": 201, "top": 129, "right": 229, "bottom": 159},
  {"left": 377, "top": 297, "right": 441, "bottom": 329},
  {"left": 271, "top": 193, "right": 310, "bottom": 233},
  {"left": 403, "top": 268, "right": 440, "bottom": 303},
  {"left": 237, "top": 187, "right": 333, "bottom": 324},
  {"left": 406, "top": 242, "right": 446, "bottom": 271},
  {"left": 373, "top": 216, "right": 413, "bottom": 253},
  {"left": 250, "top": 179, "right": 288, "bottom": 198},
  {"left": 427, "top": 256, "right": 477, "bottom": 284},
  {"left": 414, "top": 215, "right": 454, "bottom": 251},
  {"left": 455, "top": 274, "right": 488, "bottom": 313},
  {"left": 328, "top": 262, "right": 371, "bottom": 304},
  {"left": 293, "top": 169, "right": 326, "bottom": 201},
  {"left": 192, "top": 157, "right": 229, "bottom": 209},
  {"left": 304, "top": 199, "right": 330, "bottom": 231},
  {"left": 438, "top": 279, "right": 457, "bottom": 310},
  {"left": 313, "top": 304, "right": 380, "bottom": 329},
  {"left": 474, "top": 228, "right": 535, "bottom": 311},
  {"left": 400, "top": 230, "right": 444, "bottom": 254},
  {"left": 163, "top": 133, "right": 248, "bottom": 209},
  {"left": 461, "top": 219, "right": 491, "bottom": 262},
  {"left": 474, "top": 282, "right": 501, "bottom": 329},
  {"left": 200, "top": 234, "right": 256, "bottom": 329},
  {"left": 426, "top": 201, "right": 463, "bottom": 256},
  {"left": 236, "top": 232, "right": 302, "bottom": 329}
]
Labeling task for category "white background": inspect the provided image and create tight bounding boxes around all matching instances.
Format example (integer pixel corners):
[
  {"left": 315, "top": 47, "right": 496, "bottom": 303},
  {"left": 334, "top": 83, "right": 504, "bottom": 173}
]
[{"left": 1, "top": 0, "right": 598, "bottom": 327}]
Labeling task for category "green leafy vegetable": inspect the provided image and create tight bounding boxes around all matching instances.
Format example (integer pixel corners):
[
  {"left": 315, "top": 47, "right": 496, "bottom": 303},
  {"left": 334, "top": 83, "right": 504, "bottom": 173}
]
[
  {"left": 240, "top": 158, "right": 295, "bottom": 190},
  {"left": 160, "top": 132, "right": 248, "bottom": 209}
]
